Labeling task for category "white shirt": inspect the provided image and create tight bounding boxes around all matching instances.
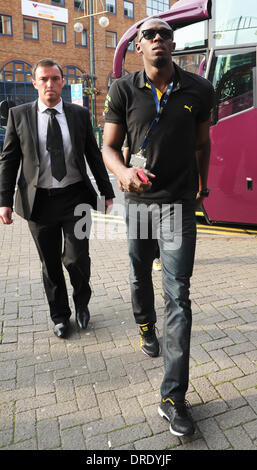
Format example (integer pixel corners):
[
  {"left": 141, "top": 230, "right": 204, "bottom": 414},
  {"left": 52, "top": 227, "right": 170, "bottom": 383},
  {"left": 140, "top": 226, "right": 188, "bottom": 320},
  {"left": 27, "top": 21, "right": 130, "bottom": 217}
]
[{"left": 37, "top": 98, "right": 83, "bottom": 188}]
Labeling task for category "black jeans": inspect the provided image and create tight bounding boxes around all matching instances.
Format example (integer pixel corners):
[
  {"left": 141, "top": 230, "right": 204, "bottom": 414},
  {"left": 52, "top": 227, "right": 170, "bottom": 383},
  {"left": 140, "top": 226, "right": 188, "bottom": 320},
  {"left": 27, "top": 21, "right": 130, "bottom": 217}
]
[
  {"left": 125, "top": 199, "right": 196, "bottom": 401},
  {"left": 28, "top": 183, "right": 92, "bottom": 325}
]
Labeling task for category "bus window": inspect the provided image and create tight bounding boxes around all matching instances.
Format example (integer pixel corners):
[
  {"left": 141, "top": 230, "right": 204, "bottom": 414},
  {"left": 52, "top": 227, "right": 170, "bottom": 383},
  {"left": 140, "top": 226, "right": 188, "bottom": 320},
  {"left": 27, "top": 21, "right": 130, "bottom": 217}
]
[
  {"left": 217, "top": 68, "right": 254, "bottom": 120},
  {"left": 174, "top": 21, "right": 207, "bottom": 51},
  {"left": 173, "top": 20, "right": 207, "bottom": 76},
  {"left": 209, "top": 50, "right": 256, "bottom": 122},
  {"left": 211, "top": 0, "right": 257, "bottom": 48},
  {"left": 210, "top": 50, "right": 256, "bottom": 89},
  {"left": 173, "top": 53, "right": 206, "bottom": 75}
]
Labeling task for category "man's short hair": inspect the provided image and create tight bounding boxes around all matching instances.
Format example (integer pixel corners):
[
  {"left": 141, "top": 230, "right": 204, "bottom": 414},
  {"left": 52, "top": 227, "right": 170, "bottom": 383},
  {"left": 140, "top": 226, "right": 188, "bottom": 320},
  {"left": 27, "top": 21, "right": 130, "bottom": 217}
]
[{"left": 32, "top": 59, "right": 64, "bottom": 79}]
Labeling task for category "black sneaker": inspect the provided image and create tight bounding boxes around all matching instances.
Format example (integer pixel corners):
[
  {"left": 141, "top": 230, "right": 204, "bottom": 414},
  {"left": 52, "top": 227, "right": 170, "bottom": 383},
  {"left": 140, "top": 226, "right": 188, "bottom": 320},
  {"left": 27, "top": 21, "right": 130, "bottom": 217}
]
[
  {"left": 139, "top": 322, "right": 160, "bottom": 357},
  {"left": 158, "top": 398, "right": 195, "bottom": 436}
]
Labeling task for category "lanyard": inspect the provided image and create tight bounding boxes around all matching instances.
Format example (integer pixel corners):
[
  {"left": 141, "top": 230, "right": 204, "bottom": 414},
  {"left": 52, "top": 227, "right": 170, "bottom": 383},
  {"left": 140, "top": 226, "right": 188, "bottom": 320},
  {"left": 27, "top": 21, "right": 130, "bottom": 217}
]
[{"left": 139, "top": 78, "right": 174, "bottom": 154}]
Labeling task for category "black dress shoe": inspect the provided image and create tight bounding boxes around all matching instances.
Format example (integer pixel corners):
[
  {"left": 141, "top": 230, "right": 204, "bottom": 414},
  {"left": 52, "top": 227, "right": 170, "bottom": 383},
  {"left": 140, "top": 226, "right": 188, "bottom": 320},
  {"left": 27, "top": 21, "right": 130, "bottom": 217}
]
[
  {"left": 76, "top": 308, "right": 90, "bottom": 329},
  {"left": 53, "top": 321, "right": 69, "bottom": 338}
]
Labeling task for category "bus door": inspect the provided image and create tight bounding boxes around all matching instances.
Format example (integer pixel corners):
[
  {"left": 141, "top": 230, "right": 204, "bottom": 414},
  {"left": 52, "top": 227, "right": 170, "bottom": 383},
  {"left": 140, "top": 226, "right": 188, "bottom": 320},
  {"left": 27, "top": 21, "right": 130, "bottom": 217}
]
[{"left": 204, "top": 48, "right": 257, "bottom": 225}]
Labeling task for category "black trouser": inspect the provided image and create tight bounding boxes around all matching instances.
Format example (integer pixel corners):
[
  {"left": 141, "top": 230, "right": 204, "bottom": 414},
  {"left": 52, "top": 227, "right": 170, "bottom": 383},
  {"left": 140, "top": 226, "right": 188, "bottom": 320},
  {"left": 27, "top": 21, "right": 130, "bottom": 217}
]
[
  {"left": 28, "top": 182, "right": 92, "bottom": 325},
  {"left": 125, "top": 200, "right": 196, "bottom": 401}
]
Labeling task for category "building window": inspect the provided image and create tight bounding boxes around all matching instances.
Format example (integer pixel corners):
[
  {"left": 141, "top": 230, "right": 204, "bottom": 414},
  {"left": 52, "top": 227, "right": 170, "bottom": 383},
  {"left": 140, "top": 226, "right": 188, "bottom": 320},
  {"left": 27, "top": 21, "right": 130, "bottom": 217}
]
[
  {"left": 52, "top": 24, "right": 66, "bottom": 43},
  {"left": 62, "top": 65, "right": 86, "bottom": 104},
  {"left": 128, "top": 39, "right": 135, "bottom": 51},
  {"left": 0, "top": 61, "right": 32, "bottom": 83},
  {"left": 124, "top": 1, "right": 134, "bottom": 18},
  {"left": 146, "top": 0, "right": 169, "bottom": 16},
  {"left": 0, "top": 14, "right": 12, "bottom": 36},
  {"left": 106, "top": 31, "right": 117, "bottom": 48},
  {"left": 51, "top": 0, "right": 65, "bottom": 5},
  {"left": 74, "top": 0, "right": 83, "bottom": 7},
  {"left": 106, "top": 0, "right": 116, "bottom": 14},
  {"left": 62, "top": 65, "right": 84, "bottom": 85},
  {"left": 23, "top": 19, "right": 39, "bottom": 40},
  {"left": 75, "top": 29, "right": 87, "bottom": 46},
  {"left": 0, "top": 61, "right": 37, "bottom": 106}
]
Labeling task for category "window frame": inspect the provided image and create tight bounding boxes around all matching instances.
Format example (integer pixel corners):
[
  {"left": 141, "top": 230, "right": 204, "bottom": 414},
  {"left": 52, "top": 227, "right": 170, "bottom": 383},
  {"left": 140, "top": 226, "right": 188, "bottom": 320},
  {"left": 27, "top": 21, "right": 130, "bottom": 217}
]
[
  {"left": 0, "top": 60, "right": 37, "bottom": 107},
  {"left": 146, "top": 0, "right": 170, "bottom": 17},
  {"left": 106, "top": 30, "right": 117, "bottom": 49},
  {"left": 0, "top": 14, "right": 12, "bottom": 36},
  {"left": 74, "top": 0, "right": 83, "bottom": 8},
  {"left": 124, "top": 1, "right": 134, "bottom": 19},
  {"left": 51, "top": 0, "right": 65, "bottom": 6},
  {"left": 75, "top": 28, "right": 87, "bottom": 47},
  {"left": 62, "top": 65, "right": 84, "bottom": 85},
  {"left": 106, "top": 0, "right": 116, "bottom": 15},
  {"left": 52, "top": 23, "right": 66, "bottom": 44},
  {"left": 23, "top": 18, "right": 39, "bottom": 41}
]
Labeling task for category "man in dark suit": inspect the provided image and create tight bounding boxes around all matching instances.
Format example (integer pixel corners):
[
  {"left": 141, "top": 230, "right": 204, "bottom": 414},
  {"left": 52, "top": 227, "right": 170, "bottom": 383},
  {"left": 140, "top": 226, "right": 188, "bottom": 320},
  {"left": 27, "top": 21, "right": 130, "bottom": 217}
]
[{"left": 0, "top": 58, "right": 115, "bottom": 338}]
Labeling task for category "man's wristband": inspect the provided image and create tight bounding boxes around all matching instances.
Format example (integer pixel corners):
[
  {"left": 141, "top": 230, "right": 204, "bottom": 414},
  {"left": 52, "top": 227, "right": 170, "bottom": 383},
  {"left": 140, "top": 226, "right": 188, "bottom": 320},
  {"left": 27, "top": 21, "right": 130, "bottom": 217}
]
[{"left": 198, "top": 188, "right": 210, "bottom": 198}]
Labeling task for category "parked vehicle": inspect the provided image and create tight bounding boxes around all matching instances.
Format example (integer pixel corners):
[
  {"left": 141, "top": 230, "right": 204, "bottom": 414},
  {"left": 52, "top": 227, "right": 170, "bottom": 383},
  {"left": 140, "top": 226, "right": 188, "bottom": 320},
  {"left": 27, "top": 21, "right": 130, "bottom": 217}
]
[{"left": 113, "top": 0, "right": 257, "bottom": 226}]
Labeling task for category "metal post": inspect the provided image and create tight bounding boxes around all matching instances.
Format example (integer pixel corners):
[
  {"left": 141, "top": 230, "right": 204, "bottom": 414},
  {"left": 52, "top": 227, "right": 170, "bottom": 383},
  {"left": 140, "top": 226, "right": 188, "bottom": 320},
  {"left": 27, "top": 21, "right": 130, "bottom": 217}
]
[{"left": 74, "top": 1, "right": 108, "bottom": 127}]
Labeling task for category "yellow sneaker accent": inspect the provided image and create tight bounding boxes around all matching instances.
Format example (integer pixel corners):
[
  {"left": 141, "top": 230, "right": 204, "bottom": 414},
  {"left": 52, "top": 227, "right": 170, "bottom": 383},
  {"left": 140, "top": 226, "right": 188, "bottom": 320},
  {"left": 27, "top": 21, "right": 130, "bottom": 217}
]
[
  {"left": 162, "top": 397, "right": 175, "bottom": 406},
  {"left": 140, "top": 322, "right": 151, "bottom": 332}
]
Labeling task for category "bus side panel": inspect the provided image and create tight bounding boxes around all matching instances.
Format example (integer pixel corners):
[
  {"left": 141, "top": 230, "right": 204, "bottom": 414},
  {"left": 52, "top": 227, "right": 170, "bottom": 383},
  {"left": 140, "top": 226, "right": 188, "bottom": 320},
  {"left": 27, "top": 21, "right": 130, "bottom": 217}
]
[{"left": 204, "top": 108, "right": 257, "bottom": 225}]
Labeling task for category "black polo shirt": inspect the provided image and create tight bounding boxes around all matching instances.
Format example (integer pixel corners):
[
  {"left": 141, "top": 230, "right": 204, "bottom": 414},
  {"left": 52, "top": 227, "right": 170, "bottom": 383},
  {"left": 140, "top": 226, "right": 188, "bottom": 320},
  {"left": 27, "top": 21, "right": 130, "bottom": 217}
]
[{"left": 104, "top": 63, "right": 214, "bottom": 204}]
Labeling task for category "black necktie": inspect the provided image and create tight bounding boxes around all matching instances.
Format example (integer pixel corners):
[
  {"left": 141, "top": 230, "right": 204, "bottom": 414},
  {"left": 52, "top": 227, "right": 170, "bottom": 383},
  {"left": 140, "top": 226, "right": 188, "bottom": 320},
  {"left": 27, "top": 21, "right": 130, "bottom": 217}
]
[{"left": 46, "top": 108, "right": 67, "bottom": 181}]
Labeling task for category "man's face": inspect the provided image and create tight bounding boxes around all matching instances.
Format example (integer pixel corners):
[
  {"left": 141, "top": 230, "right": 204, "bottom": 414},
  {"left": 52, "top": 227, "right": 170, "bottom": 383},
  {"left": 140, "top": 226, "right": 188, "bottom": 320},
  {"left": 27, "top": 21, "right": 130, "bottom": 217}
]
[
  {"left": 136, "top": 20, "right": 175, "bottom": 68},
  {"left": 32, "top": 65, "right": 64, "bottom": 106}
]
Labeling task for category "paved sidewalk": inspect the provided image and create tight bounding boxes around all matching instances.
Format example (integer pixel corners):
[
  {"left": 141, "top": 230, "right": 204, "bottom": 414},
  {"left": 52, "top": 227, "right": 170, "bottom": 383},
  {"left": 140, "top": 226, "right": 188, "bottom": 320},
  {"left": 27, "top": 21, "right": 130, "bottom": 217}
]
[{"left": 0, "top": 213, "right": 257, "bottom": 451}]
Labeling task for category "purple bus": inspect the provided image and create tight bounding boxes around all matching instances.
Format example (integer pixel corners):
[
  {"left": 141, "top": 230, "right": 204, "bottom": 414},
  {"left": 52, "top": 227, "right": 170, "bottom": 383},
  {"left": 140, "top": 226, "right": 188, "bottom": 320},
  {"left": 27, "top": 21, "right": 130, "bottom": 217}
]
[{"left": 113, "top": 0, "right": 257, "bottom": 226}]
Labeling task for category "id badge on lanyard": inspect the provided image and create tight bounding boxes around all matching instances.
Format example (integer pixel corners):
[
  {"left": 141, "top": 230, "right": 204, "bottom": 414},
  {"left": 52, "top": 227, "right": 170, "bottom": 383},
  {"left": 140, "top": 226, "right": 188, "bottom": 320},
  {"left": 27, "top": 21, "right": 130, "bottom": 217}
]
[{"left": 130, "top": 78, "right": 174, "bottom": 168}]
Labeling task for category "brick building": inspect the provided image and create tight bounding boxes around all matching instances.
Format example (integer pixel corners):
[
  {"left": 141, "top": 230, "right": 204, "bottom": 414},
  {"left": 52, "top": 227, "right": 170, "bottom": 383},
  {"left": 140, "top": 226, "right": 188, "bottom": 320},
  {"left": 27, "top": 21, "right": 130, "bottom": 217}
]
[{"left": 0, "top": 0, "right": 176, "bottom": 124}]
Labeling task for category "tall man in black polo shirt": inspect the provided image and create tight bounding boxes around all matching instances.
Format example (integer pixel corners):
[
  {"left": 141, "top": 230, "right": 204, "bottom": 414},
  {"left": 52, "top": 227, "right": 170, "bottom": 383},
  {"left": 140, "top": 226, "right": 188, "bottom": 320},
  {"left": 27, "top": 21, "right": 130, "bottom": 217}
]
[{"left": 103, "top": 18, "right": 214, "bottom": 437}]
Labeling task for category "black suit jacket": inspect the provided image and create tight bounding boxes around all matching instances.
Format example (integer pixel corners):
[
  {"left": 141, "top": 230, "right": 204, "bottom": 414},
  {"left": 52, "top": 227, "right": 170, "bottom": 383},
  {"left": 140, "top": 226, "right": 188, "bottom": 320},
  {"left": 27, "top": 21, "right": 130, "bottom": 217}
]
[{"left": 0, "top": 100, "right": 115, "bottom": 219}]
